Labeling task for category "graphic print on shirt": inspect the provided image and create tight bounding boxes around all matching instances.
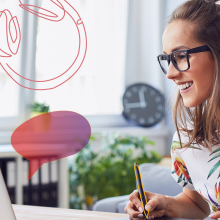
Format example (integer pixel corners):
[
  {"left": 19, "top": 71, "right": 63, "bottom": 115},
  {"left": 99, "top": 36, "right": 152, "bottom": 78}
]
[
  {"left": 171, "top": 141, "right": 201, "bottom": 153},
  {"left": 171, "top": 132, "right": 220, "bottom": 213},
  {"left": 172, "top": 155, "right": 193, "bottom": 187},
  {"left": 207, "top": 147, "right": 220, "bottom": 179},
  {"left": 171, "top": 141, "right": 201, "bottom": 187},
  {"left": 198, "top": 183, "right": 220, "bottom": 212}
]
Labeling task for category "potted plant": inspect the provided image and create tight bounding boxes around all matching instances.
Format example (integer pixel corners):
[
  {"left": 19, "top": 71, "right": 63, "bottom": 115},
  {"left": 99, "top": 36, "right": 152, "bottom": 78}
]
[
  {"left": 69, "top": 132, "right": 162, "bottom": 210},
  {"left": 30, "top": 101, "right": 50, "bottom": 117},
  {"left": 30, "top": 101, "right": 50, "bottom": 132}
]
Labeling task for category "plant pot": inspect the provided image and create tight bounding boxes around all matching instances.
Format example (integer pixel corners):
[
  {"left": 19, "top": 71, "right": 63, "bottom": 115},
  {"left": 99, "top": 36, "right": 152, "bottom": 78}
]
[{"left": 31, "top": 112, "right": 51, "bottom": 132}]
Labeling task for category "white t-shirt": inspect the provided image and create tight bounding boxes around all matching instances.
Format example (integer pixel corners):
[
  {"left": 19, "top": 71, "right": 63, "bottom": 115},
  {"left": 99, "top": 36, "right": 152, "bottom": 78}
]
[{"left": 171, "top": 131, "right": 220, "bottom": 212}]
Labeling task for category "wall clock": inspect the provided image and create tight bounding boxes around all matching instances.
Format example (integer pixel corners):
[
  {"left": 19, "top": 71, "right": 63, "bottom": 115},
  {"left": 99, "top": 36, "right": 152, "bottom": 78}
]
[{"left": 122, "top": 83, "right": 165, "bottom": 127}]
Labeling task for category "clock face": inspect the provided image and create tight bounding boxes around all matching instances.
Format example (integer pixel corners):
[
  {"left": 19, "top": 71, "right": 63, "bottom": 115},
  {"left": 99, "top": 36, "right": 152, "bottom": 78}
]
[{"left": 122, "top": 83, "right": 165, "bottom": 127}]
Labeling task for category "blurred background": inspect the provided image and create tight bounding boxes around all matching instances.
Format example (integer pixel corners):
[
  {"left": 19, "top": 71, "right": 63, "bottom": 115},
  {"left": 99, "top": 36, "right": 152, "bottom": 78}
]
[{"left": 0, "top": 0, "right": 187, "bottom": 213}]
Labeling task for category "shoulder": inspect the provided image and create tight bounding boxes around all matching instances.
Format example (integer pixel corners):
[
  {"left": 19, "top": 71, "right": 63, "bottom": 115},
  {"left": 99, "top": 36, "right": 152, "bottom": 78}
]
[{"left": 172, "top": 130, "right": 191, "bottom": 144}]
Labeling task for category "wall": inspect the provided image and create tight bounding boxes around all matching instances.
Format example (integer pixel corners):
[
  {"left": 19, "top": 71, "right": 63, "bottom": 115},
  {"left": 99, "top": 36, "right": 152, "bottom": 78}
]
[
  {"left": 124, "top": 0, "right": 187, "bottom": 155},
  {"left": 163, "top": 0, "right": 186, "bottom": 154}
]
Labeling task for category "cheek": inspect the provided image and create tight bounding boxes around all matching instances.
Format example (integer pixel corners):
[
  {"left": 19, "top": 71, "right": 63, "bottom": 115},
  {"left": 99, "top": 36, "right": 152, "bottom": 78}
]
[
  {"left": 190, "top": 58, "right": 214, "bottom": 94},
  {"left": 183, "top": 59, "right": 215, "bottom": 106}
]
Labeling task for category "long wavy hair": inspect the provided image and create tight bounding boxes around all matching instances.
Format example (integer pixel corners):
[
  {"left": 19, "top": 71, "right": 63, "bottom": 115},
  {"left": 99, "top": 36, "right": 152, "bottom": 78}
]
[{"left": 166, "top": 0, "right": 220, "bottom": 151}]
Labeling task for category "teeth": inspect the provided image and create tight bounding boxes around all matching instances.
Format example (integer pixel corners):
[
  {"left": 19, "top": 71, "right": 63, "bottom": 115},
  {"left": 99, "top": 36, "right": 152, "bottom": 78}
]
[{"left": 178, "top": 82, "right": 193, "bottom": 90}]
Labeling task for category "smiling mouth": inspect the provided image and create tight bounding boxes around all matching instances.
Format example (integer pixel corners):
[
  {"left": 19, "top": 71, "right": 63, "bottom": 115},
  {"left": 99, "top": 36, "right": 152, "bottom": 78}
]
[{"left": 178, "top": 82, "right": 193, "bottom": 90}]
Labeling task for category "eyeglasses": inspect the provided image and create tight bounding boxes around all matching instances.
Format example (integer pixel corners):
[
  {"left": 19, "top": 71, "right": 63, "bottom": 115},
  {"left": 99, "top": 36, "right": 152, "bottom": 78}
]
[{"left": 157, "top": 45, "right": 211, "bottom": 74}]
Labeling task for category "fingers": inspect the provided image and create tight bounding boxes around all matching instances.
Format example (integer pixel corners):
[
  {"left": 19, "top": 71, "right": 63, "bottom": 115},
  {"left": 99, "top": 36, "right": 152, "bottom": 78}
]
[
  {"left": 144, "top": 194, "right": 166, "bottom": 219},
  {"left": 124, "top": 201, "right": 145, "bottom": 220},
  {"left": 128, "top": 190, "right": 145, "bottom": 213},
  {"left": 125, "top": 190, "right": 166, "bottom": 220},
  {"left": 209, "top": 211, "right": 220, "bottom": 219}
]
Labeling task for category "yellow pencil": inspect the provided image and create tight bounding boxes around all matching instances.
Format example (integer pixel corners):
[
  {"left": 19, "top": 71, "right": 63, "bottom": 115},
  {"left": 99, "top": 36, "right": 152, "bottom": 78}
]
[{"left": 134, "top": 163, "right": 149, "bottom": 219}]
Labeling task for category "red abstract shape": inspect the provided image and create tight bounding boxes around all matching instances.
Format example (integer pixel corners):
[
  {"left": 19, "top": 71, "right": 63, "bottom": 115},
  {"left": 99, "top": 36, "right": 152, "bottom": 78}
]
[
  {"left": 11, "top": 111, "right": 91, "bottom": 180},
  {"left": 0, "top": 0, "right": 87, "bottom": 90}
]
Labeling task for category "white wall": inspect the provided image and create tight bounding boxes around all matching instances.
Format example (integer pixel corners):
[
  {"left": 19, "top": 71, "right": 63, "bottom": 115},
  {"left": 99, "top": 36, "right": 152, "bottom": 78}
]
[
  {"left": 163, "top": 0, "right": 186, "bottom": 154},
  {"left": 125, "top": 0, "right": 187, "bottom": 155},
  {"left": 125, "top": 0, "right": 167, "bottom": 91}
]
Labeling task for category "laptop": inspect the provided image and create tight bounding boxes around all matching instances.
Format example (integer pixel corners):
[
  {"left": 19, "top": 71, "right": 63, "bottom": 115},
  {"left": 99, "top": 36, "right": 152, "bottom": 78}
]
[{"left": 0, "top": 169, "right": 17, "bottom": 220}]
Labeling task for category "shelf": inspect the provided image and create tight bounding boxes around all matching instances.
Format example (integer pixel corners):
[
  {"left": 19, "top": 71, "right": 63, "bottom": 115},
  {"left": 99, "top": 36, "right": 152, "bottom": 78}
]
[
  {"left": 0, "top": 144, "right": 69, "bottom": 208},
  {"left": 91, "top": 125, "right": 169, "bottom": 137}
]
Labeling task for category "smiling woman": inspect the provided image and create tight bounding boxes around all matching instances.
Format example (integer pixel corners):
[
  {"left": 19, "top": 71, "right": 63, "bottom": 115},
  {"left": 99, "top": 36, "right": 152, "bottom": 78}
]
[{"left": 125, "top": 0, "right": 220, "bottom": 220}]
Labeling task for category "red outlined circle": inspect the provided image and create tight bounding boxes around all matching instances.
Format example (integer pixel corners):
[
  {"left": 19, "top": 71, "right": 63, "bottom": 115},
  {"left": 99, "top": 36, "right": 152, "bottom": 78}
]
[{"left": 0, "top": 0, "right": 87, "bottom": 90}]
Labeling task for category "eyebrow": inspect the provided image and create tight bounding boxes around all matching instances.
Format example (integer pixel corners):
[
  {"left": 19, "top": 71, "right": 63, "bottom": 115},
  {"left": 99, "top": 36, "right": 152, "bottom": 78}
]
[{"left": 163, "top": 46, "right": 190, "bottom": 54}]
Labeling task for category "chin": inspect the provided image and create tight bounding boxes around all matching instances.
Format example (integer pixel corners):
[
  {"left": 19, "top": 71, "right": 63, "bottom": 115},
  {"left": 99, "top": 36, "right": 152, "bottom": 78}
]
[
  {"left": 183, "top": 100, "right": 197, "bottom": 108},
  {"left": 183, "top": 97, "right": 205, "bottom": 108}
]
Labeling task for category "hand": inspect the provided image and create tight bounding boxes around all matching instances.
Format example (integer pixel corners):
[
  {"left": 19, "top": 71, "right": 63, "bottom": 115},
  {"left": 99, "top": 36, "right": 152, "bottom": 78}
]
[
  {"left": 124, "top": 190, "right": 168, "bottom": 220},
  {"left": 209, "top": 211, "right": 220, "bottom": 219}
]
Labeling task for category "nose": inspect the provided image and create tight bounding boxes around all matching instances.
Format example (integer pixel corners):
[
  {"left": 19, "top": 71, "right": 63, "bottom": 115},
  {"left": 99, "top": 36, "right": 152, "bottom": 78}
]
[{"left": 166, "top": 61, "right": 181, "bottom": 80}]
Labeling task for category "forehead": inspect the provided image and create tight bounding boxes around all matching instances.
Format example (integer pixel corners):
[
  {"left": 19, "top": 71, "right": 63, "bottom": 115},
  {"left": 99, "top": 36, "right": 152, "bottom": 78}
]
[{"left": 162, "top": 20, "right": 197, "bottom": 53}]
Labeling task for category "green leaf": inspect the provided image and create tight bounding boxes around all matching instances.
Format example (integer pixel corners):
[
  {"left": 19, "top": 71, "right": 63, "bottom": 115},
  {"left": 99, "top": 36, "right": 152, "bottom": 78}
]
[
  {"left": 147, "top": 140, "right": 155, "bottom": 146},
  {"left": 177, "top": 174, "right": 183, "bottom": 183},
  {"left": 209, "top": 147, "right": 220, "bottom": 156},
  {"left": 171, "top": 141, "right": 201, "bottom": 152},
  {"left": 183, "top": 182, "right": 188, "bottom": 187},
  {"left": 171, "top": 141, "right": 182, "bottom": 152},
  {"left": 217, "top": 170, "right": 220, "bottom": 179},
  {"left": 207, "top": 160, "right": 220, "bottom": 179},
  {"left": 30, "top": 101, "right": 50, "bottom": 113},
  {"left": 208, "top": 152, "right": 220, "bottom": 163}
]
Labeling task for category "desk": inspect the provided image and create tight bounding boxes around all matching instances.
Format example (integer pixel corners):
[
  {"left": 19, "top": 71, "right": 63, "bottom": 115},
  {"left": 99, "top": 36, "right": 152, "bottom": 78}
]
[{"left": 13, "top": 205, "right": 129, "bottom": 220}]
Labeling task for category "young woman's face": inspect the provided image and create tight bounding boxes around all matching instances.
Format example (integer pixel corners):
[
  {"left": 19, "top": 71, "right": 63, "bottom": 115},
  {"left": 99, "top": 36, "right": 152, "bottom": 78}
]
[{"left": 162, "top": 20, "right": 215, "bottom": 108}]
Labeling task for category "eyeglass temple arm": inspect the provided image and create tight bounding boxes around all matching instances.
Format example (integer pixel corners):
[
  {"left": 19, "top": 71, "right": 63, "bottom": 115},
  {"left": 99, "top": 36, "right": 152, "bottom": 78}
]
[{"left": 187, "top": 45, "right": 211, "bottom": 54}]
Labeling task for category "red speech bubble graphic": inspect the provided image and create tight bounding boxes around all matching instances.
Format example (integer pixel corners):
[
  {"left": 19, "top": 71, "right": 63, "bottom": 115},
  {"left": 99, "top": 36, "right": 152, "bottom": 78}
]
[
  {"left": 0, "top": 0, "right": 87, "bottom": 90},
  {"left": 11, "top": 111, "right": 91, "bottom": 180}
]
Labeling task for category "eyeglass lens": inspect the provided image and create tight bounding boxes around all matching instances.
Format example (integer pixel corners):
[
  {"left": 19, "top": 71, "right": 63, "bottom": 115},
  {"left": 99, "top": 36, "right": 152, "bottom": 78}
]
[{"left": 159, "top": 51, "right": 188, "bottom": 74}]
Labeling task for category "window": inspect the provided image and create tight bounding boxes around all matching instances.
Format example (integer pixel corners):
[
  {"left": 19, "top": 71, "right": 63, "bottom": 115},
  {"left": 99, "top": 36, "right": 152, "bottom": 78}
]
[
  {"left": 34, "top": 0, "right": 128, "bottom": 115},
  {"left": 0, "top": 0, "right": 28, "bottom": 132},
  {"left": 0, "top": 0, "right": 21, "bottom": 117}
]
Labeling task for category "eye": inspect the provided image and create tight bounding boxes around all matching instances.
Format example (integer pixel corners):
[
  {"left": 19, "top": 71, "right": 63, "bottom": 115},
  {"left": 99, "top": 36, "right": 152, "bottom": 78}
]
[
  {"left": 173, "top": 52, "right": 186, "bottom": 60},
  {"left": 178, "top": 55, "right": 186, "bottom": 60}
]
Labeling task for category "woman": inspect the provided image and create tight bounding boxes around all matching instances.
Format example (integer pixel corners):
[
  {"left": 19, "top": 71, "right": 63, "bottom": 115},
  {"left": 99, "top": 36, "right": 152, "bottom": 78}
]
[{"left": 125, "top": 0, "right": 220, "bottom": 219}]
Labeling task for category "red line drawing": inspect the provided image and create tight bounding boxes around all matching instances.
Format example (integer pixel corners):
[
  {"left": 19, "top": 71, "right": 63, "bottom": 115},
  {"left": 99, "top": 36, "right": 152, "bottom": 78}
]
[{"left": 0, "top": 0, "right": 87, "bottom": 90}]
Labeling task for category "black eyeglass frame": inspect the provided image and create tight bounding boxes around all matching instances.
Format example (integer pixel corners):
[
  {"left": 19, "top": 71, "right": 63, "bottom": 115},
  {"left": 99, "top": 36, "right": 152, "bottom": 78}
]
[{"left": 157, "top": 45, "right": 211, "bottom": 74}]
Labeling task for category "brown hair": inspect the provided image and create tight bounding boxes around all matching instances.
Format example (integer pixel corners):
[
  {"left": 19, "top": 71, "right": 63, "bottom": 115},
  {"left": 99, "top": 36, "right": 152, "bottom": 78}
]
[{"left": 166, "top": 0, "right": 220, "bottom": 151}]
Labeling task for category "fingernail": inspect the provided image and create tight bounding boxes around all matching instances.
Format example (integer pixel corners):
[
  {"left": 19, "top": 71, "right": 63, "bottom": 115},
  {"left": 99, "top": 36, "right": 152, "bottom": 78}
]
[
  {"left": 148, "top": 205, "right": 152, "bottom": 212},
  {"left": 209, "top": 213, "right": 216, "bottom": 218},
  {"left": 138, "top": 214, "right": 144, "bottom": 218},
  {"left": 139, "top": 207, "right": 143, "bottom": 213},
  {"left": 148, "top": 215, "right": 154, "bottom": 220}
]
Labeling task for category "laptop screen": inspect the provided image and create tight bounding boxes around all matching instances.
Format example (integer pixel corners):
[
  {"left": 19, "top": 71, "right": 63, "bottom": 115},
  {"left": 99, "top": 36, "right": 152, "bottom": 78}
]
[{"left": 0, "top": 169, "right": 17, "bottom": 220}]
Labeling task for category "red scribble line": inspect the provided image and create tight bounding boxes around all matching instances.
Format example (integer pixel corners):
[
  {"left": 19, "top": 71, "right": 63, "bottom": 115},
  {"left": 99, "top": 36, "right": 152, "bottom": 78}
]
[
  {"left": 9, "top": 17, "right": 18, "bottom": 43},
  {"left": 5, "top": 0, "right": 81, "bottom": 82},
  {"left": 0, "top": 0, "right": 87, "bottom": 90},
  {"left": 0, "top": 49, "right": 12, "bottom": 58},
  {"left": 6, "top": 17, "right": 81, "bottom": 82},
  {"left": 0, "top": 10, "right": 21, "bottom": 56},
  {"left": 19, "top": 0, "right": 65, "bottom": 21},
  {"left": 1, "top": 23, "right": 87, "bottom": 90}
]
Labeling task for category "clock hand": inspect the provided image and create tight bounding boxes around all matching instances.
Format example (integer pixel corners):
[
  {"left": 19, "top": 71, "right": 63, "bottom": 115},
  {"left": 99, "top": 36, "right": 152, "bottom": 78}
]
[
  {"left": 125, "top": 102, "right": 146, "bottom": 109},
  {"left": 138, "top": 89, "right": 146, "bottom": 107}
]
